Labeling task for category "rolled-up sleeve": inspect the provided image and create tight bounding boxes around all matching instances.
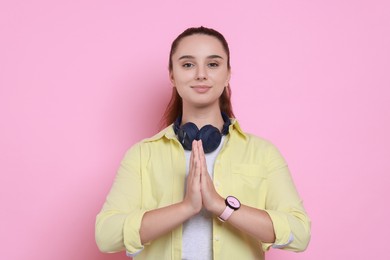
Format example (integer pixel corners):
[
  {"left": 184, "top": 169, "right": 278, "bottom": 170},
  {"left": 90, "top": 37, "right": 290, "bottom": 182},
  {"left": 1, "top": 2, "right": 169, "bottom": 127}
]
[
  {"left": 262, "top": 144, "right": 311, "bottom": 252},
  {"left": 95, "top": 143, "right": 146, "bottom": 254}
]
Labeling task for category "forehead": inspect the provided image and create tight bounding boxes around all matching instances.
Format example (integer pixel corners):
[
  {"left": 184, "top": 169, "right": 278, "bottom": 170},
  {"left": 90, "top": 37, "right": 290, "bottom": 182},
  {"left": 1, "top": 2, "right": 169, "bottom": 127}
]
[{"left": 174, "top": 34, "right": 227, "bottom": 58}]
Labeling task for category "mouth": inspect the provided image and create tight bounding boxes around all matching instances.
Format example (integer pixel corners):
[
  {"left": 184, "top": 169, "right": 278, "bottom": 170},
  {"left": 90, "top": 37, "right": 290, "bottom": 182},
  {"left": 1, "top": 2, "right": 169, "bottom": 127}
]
[{"left": 191, "top": 85, "right": 212, "bottom": 93}]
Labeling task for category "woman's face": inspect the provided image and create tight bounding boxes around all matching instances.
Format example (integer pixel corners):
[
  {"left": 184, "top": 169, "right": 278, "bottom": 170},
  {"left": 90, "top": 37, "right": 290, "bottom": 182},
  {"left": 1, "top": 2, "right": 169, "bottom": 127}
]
[{"left": 170, "top": 34, "right": 231, "bottom": 110}]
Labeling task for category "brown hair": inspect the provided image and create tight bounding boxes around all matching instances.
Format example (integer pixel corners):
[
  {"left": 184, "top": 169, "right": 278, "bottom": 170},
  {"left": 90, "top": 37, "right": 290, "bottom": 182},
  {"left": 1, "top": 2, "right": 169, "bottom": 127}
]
[{"left": 160, "top": 26, "right": 235, "bottom": 128}]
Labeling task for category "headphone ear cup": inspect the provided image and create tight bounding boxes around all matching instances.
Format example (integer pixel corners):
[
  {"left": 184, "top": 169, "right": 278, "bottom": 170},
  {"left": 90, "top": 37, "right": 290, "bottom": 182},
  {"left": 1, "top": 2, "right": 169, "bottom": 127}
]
[
  {"left": 178, "top": 122, "right": 199, "bottom": 150},
  {"left": 198, "top": 125, "right": 222, "bottom": 153}
]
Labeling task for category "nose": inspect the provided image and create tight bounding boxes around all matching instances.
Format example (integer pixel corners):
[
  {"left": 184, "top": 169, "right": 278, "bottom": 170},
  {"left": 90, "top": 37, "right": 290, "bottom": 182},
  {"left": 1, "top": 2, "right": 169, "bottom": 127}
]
[{"left": 195, "top": 66, "right": 207, "bottom": 80}]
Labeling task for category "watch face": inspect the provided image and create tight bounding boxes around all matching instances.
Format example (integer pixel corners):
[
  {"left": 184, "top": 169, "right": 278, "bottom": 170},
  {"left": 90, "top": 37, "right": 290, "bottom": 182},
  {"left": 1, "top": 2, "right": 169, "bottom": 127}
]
[{"left": 226, "top": 196, "right": 241, "bottom": 210}]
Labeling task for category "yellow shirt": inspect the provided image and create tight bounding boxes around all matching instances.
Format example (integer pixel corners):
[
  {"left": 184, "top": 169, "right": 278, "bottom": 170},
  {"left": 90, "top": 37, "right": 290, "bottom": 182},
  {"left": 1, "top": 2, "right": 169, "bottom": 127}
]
[{"left": 95, "top": 119, "right": 311, "bottom": 259}]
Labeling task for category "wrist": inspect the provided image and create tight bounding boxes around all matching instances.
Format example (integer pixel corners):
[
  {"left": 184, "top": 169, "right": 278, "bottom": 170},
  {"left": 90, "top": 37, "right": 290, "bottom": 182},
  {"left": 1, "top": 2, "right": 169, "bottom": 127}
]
[
  {"left": 180, "top": 200, "right": 201, "bottom": 217},
  {"left": 218, "top": 195, "right": 241, "bottom": 222},
  {"left": 211, "top": 196, "right": 226, "bottom": 216}
]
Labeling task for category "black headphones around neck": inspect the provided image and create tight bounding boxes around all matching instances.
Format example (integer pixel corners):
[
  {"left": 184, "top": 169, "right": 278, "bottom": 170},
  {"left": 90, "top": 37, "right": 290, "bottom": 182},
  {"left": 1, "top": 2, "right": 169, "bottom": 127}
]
[{"left": 173, "top": 113, "right": 231, "bottom": 153}]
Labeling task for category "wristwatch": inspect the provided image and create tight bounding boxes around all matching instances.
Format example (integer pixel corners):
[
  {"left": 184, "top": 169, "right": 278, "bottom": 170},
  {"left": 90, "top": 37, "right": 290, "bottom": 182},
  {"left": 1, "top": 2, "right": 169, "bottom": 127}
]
[{"left": 218, "top": 196, "right": 241, "bottom": 222}]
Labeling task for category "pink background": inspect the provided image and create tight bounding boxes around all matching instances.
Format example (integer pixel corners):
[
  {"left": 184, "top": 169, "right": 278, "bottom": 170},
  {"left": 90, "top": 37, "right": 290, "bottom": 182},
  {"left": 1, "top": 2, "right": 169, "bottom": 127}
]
[{"left": 1, "top": 1, "right": 389, "bottom": 259}]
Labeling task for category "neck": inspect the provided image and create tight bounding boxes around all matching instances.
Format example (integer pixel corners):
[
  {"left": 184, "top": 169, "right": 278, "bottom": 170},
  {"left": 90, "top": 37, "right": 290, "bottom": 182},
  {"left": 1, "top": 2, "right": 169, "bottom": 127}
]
[{"left": 181, "top": 106, "right": 224, "bottom": 131}]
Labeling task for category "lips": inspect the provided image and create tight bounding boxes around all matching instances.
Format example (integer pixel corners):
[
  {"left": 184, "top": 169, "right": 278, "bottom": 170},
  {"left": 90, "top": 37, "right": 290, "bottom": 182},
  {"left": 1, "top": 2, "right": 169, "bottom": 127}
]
[{"left": 191, "top": 85, "right": 211, "bottom": 93}]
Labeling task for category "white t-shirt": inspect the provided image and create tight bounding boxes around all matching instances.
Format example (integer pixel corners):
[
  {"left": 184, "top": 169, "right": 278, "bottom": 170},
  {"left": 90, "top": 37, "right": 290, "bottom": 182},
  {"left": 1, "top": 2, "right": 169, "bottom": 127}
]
[{"left": 182, "top": 136, "right": 225, "bottom": 260}]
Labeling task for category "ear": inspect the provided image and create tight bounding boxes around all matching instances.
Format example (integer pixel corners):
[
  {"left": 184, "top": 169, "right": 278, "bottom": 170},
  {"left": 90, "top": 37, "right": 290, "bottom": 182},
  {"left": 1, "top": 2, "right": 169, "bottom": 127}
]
[
  {"left": 169, "top": 71, "right": 175, "bottom": 85},
  {"left": 225, "top": 70, "right": 231, "bottom": 87}
]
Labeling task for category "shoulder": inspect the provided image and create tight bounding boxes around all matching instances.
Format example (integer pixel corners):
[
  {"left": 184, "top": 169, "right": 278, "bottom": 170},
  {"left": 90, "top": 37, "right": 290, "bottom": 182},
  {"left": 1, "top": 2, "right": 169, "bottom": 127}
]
[
  {"left": 123, "top": 124, "right": 178, "bottom": 158},
  {"left": 230, "top": 119, "right": 285, "bottom": 160},
  {"left": 239, "top": 132, "right": 283, "bottom": 158},
  {"left": 230, "top": 119, "right": 277, "bottom": 148}
]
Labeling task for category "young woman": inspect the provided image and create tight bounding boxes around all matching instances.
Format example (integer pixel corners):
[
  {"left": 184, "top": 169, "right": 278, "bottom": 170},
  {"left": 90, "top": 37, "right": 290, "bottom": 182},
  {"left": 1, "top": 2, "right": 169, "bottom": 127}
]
[{"left": 96, "top": 26, "right": 311, "bottom": 260}]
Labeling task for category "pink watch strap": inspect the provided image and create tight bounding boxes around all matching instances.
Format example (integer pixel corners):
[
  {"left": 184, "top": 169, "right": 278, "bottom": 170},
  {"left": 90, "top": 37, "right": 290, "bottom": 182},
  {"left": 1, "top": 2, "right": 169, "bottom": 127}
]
[{"left": 218, "top": 206, "right": 234, "bottom": 222}]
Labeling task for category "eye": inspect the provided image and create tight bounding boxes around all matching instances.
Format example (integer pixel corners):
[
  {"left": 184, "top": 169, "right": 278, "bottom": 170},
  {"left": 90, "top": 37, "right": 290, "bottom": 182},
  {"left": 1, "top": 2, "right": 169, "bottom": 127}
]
[
  {"left": 182, "top": 63, "right": 194, "bottom": 68},
  {"left": 208, "top": 62, "right": 219, "bottom": 68}
]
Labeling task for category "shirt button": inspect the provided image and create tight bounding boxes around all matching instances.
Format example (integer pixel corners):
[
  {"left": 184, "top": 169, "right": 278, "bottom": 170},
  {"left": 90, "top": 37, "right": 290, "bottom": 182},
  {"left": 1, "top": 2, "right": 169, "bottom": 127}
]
[
  {"left": 215, "top": 181, "right": 220, "bottom": 187},
  {"left": 215, "top": 236, "right": 220, "bottom": 241}
]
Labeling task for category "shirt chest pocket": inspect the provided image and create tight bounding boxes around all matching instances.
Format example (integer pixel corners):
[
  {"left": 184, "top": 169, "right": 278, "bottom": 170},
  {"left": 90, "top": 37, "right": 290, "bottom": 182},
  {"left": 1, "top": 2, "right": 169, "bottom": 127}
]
[
  {"left": 232, "top": 164, "right": 267, "bottom": 178},
  {"left": 231, "top": 164, "right": 267, "bottom": 205}
]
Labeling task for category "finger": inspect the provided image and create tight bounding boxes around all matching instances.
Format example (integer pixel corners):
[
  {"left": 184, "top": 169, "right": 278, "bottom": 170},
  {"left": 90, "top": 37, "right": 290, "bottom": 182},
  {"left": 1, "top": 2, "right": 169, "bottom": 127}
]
[
  {"left": 197, "top": 140, "right": 208, "bottom": 175},
  {"left": 198, "top": 140, "right": 205, "bottom": 162},
  {"left": 188, "top": 141, "right": 200, "bottom": 184},
  {"left": 189, "top": 140, "right": 199, "bottom": 178},
  {"left": 189, "top": 140, "right": 197, "bottom": 170},
  {"left": 191, "top": 140, "right": 198, "bottom": 167},
  {"left": 194, "top": 141, "right": 201, "bottom": 177},
  {"left": 193, "top": 139, "right": 199, "bottom": 159}
]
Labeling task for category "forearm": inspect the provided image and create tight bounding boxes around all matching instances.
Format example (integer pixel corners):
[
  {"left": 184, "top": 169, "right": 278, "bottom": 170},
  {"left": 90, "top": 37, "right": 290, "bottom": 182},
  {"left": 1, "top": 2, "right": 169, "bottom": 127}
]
[
  {"left": 140, "top": 201, "right": 195, "bottom": 244},
  {"left": 211, "top": 197, "right": 275, "bottom": 243},
  {"left": 228, "top": 204, "right": 275, "bottom": 243}
]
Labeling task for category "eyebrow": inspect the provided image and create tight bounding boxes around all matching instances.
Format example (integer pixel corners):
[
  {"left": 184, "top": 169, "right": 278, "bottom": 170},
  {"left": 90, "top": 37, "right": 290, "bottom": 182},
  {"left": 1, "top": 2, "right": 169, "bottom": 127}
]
[{"left": 178, "top": 55, "right": 224, "bottom": 60}]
